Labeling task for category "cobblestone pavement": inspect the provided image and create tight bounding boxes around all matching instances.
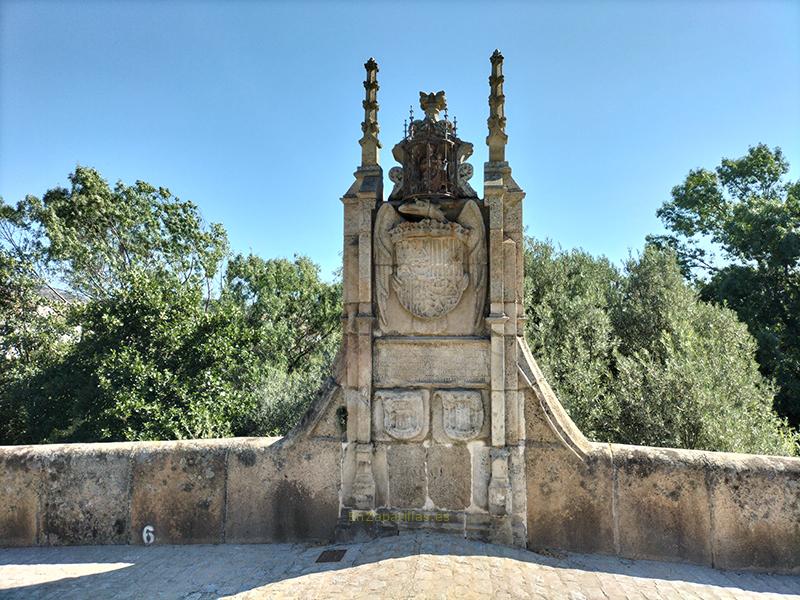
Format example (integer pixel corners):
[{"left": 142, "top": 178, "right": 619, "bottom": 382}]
[{"left": 1, "top": 532, "right": 798, "bottom": 599}]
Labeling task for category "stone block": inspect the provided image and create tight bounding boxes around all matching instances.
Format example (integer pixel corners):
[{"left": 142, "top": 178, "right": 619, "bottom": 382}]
[
  {"left": 386, "top": 444, "right": 426, "bottom": 508},
  {"left": 526, "top": 443, "right": 614, "bottom": 555},
  {"left": 395, "top": 509, "right": 464, "bottom": 534},
  {"left": 470, "top": 443, "right": 491, "bottom": 510},
  {"left": 427, "top": 445, "right": 471, "bottom": 510},
  {"left": 373, "top": 443, "right": 389, "bottom": 508},
  {"left": 0, "top": 447, "right": 43, "bottom": 546},
  {"left": 612, "top": 445, "right": 712, "bottom": 565},
  {"left": 41, "top": 443, "right": 132, "bottom": 545},
  {"left": 509, "top": 444, "right": 527, "bottom": 546},
  {"left": 708, "top": 453, "right": 800, "bottom": 573},
  {"left": 468, "top": 513, "right": 514, "bottom": 545},
  {"left": 226, "top": 438, "right": 340, "bottom": 543},
  {"left": 130, "top": 441, "right": 226, "bottom": 545},
  {"left": 374, "top": 338, "right": 490, "bottom": 387}
]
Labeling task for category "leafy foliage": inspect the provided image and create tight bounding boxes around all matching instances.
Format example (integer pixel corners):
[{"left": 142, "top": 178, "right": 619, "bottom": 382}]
[
  {"left": 649, "top": 144, "right": 800, "bottom": 426},
  {"left": 1, "top": 166, "right": 795, "bottom": 456},
  {"left": 0, "top": 167, "right": 340, "bottom": 443},
  {"left": 525, "top": 239, "right": 797, "bottom": 456}
]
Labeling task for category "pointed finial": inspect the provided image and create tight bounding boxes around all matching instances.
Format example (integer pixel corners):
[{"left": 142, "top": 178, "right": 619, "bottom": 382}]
[
  {"left": 453, "top": 116, "right": 457, "bottom": 135},
  {"left": 359, "top": 57, "right": 381, "bottom": 166},
  {"left": 487, "top": 49, "right": 508, "bottom": 162}
]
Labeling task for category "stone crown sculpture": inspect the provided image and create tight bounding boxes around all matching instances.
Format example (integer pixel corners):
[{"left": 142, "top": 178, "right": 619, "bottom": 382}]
[{"left": 388, "top": 90, "right": 477, "bottom": 203}]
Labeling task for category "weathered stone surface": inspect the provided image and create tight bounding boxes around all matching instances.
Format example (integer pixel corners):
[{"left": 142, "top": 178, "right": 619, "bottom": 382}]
[
  {"left": 308, "top": 387, "right": 346, "bottom": 440},
  {"left": 523, "top": 387, "right": 560, "bottom": 444},
  {"left": 470, "top": 443, "right": 491, "bottom": 510},
  {"left": 372, "top": 389, "right": 429, "bottom": 442},
  {"left": 41, "top": 444, "right": 132, "bottom": 545},
  {"left": 509, "top": 444, "right": 527, "bottom": 547},
  {"left": 431, "top": 389, "right": 489, "bottom": 444},
  {"left": 708, "top": 452, "right": 800, "bottom": 572},
  {"left": 374, "top": 338, "right": 489, "bottom": 387},
  {"left": 0, "top": 447, "right": 42, "bottom": 546},
  {"left": 226, "top": 437, "right": 340, "bottom": 543},
  {"left": 612, "top": 445, "right": 712, "bottom": 564},
  {"left": 386, "top": 445, "right": 426, "bottom": 508},
  {"left": 526, "top": 443, "right": 615, "bottom": 555},
  {"left": 427, "top": 445, "right": 471, "bottom": 510},
  {"left": 372, "top": 444, "right": 389, "bottom": 508},
  {"left": 130, "top": 440, "right": 226, "bottom": 545}
]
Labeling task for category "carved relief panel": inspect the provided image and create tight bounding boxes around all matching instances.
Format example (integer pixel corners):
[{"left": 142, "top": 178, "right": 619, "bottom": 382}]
[
  {"left": 431, "top": 389, "right": 489, "bottom": 444},
  {"left": 440, "top": 390, "right": 484, "bottom": 441},
  {"left": 374, "top": 199, "right": 486, "bottom": 336},
  {"left": 372, "top": 389, "right": 430, "bottom": 442}
]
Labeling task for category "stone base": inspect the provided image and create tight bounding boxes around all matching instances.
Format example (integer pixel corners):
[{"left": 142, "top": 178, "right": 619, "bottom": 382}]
[
  {"left": 336, "top": 508, "right": 473, "bottom": 543},
  {"left": 465, "top": 513, "right": 514, "bottom": 545}
]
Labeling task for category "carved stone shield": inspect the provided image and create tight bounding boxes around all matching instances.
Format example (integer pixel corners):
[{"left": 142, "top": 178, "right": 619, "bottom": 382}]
[
  {"left": 389, "top": 220, "right": 469, "bottom": 320},
  {"left": 438, "top": 390, "right": 484, "bottom": 441},
  {"left": 382, "top": 391, "right": 425, "bottom": 440}
]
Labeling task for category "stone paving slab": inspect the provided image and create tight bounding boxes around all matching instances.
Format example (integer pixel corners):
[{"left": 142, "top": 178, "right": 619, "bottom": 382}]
[{"left": 1, "top": 532, "right": 798, "bottom": 599}]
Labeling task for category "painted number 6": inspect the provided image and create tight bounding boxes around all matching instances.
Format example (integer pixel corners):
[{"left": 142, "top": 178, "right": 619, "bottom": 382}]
[{"left": 142, "top": 525, "right": 155, "bottom": 545}]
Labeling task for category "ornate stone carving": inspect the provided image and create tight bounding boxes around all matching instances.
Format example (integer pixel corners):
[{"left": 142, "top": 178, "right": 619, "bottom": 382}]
[
  {"left": 437, "top": 390, "right": 484, "bottom": 441},
  {"left": 486, "top": 49, "right": 508, "bottom": 163},
  {"left": 457, "top": 163, "right": 477, "bottom": 198},
  {"left": 388, "top": 166, "right": 403, "bottom": 199},
  {"left": 374, "top": 203, "right": 403, "bottom": 329},
  {"left": 390, "top": 219, "right": 469, "bottom": 320},
  {"left": 377, "top": 390, "right": 427, "bottom": 441},
  {"left": 359, "top": 57, "right": 381, "bottom": 166},
  {"left": 374, "top": 200, "right": 486, "bottom": 330},
  {"left": 389, "top": 90, "right": 477, "bottom": 201},
  {"left": 458, "top": 200, "right": 487, "bottom": 330},
  {"left": 420, "top": 91, "right": 446, "bottom": 120}
]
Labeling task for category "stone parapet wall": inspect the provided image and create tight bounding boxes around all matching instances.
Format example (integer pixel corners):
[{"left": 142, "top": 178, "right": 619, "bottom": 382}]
[
  {"left": 525, "top": 413, "right": 800, "bottom": 574},
  {"left": 1, "top": 399, "right": 798, "bottom": 574},
  {"left": 0, "top": 436, "right": 341, "bottom": 548}
]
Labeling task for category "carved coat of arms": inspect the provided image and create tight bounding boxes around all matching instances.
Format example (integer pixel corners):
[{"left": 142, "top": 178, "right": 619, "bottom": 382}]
[
  {"left": 374, "top": 199, "right": 486, "bottom": 331},
  {"left": 436, "top": 390, "right": 484, "bottom": 441},
  {"left": 381, "top": 391, "right": 425, "bottom": 440},
  {"left": 390, "top": 220, "right": 468, "bottom": 319}
]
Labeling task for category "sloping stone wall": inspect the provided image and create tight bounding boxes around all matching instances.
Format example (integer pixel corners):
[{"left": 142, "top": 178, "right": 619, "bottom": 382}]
[{"left": 521, "top": 346, "right": 800, "bottom": 575}]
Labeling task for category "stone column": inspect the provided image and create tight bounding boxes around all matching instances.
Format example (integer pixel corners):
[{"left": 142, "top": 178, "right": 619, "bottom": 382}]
[
  {"left": 484, "top": 50, "right": 511, "bottom": 521},
  {"left": 341, "top": 58, "right": 383, "bottom": 510},
  {"left": 483, "top": 51, "right": 527, "bottom": 539}
]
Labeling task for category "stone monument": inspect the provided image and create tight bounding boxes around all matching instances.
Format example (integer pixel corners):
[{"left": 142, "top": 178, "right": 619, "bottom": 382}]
[
  {"left": 338, "top": 51, "right": 530, "bottom": 544},
  {"left": 1, "top": 52, "right": 797, "bottom": 573}
]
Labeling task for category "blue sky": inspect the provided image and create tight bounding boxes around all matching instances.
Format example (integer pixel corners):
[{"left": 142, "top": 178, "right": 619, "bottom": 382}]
[{"left": 2, "top": 0, "right": 798, "bottom": 280}]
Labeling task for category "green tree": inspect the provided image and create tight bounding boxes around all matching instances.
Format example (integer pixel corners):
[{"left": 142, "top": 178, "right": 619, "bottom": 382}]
[
  {"left": 0, "top": 167, "right": 341, "bottom": 443},
  {"left": 525, "top": 239, "right": 797, "bottom": 456},
  {"left": 524, "top": 239, "right": 621, "bottom": 440},
  {"left": 224, "top": 254, "right": 341, "bottom": 374},
  {"left": 8, "top": 166, "right": 228, "bottom": 300},
  {"left": 649, "top": 144, "right": 800, "bottom": 427},
  {"left": 222, "top": 254, "right": 342, "bottom": 437}
]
